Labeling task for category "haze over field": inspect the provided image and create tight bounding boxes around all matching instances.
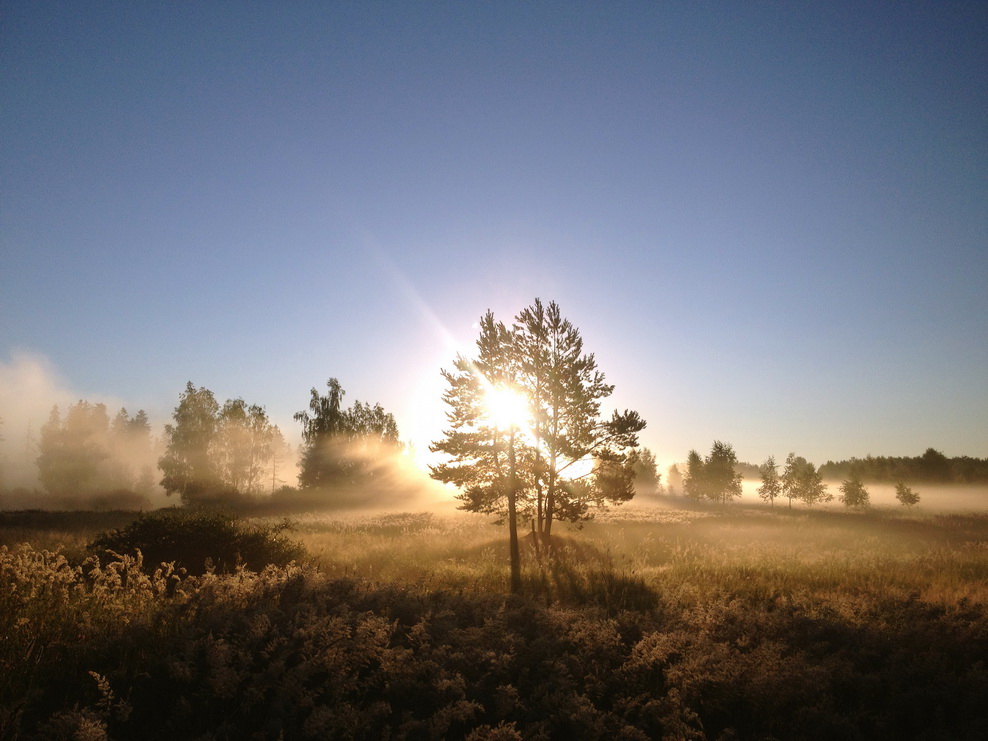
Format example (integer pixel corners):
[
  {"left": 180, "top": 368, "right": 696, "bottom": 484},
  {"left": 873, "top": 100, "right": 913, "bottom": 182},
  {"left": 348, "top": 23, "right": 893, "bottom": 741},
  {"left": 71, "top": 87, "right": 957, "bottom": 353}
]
[{"left": 2, "top": 2, "right": 986, "bottom": 479}]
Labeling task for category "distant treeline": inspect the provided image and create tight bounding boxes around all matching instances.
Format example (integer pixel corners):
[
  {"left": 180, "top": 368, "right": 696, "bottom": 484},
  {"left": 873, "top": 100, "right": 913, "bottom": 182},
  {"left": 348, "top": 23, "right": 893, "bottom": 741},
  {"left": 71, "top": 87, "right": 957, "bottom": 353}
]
[{"left": 818, "top": 448, "right": 988, "bottom": 484}]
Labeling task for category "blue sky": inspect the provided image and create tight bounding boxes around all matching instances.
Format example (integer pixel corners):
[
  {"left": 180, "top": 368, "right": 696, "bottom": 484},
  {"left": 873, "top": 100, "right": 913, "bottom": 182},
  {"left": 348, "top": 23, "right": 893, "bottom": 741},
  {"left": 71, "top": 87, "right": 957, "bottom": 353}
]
[{"left": 2, "top": 1, "right": 986, "bottom": 474}]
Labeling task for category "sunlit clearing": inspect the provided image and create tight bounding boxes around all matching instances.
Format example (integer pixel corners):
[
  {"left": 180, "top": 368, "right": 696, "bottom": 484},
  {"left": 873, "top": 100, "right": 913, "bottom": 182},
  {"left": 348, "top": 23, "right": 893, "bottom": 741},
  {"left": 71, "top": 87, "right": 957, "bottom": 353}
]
[{"left": 484, "top": 385, "right": 530, "bottom": 432}]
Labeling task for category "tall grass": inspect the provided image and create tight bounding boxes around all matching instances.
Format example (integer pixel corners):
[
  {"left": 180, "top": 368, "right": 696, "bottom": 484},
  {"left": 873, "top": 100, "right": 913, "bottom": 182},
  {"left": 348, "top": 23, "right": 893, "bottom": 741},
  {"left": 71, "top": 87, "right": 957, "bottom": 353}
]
[{"left": 1, "top": 501, "right": 987, "bottom": 739}]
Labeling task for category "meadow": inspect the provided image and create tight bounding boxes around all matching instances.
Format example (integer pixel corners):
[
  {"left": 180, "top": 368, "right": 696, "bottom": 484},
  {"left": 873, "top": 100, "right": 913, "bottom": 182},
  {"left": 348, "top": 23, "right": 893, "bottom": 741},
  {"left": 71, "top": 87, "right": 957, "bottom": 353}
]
[{"left": 2, "top": 496, "right": 987, "bottom": 740}]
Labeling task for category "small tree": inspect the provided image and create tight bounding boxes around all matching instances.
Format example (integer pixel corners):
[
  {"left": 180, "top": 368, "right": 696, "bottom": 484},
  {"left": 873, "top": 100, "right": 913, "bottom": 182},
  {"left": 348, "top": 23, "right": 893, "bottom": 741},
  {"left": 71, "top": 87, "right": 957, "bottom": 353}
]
[
  {"left": 839, "top": 474, "right": 870, "bottom": 508},
  {"left": 757, "top": 456, "right": 781, "bottom": 506},
  {"left": 683, "top": 450, "right": 706, "bottom": 502},
  {"left": 704, "top": 440, "right": 743, "bottom": 503},
  {"left": 782, "top": 452, "right": 832, "bottom": 508},
  {"left": 895, "top": 482, "right": 920, "bottom": 507},
  {"left": 798, "top": 460, "right": 831, "bottom": 506},
  {"left": 511, "top": 299, "right": 645, "bottom": 536}
]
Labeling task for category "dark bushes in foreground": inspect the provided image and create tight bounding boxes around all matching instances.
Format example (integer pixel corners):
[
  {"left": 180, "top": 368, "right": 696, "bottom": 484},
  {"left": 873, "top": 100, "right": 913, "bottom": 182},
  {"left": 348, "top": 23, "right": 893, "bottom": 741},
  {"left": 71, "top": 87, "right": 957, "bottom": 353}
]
[
  {"left": 87, "top": 508, "right": 305, "bottom": 575},
  {"left": 2, "top": 545, "right": 986, "bottom": 740}
]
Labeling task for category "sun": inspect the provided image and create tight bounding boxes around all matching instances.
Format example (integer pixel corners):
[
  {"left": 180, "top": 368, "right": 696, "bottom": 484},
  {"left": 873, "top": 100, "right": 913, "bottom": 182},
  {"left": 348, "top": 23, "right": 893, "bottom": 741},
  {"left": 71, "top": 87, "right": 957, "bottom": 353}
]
[{"left": 484, "top": 384, "right": 531, "bottom": 432}]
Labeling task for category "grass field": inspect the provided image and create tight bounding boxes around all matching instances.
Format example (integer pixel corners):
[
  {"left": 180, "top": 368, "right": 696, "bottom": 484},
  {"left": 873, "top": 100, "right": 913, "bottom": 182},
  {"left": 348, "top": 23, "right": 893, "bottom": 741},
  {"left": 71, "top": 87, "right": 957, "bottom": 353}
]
[{"left": 2, "top": 497, "right": 987, "bottom": 739}]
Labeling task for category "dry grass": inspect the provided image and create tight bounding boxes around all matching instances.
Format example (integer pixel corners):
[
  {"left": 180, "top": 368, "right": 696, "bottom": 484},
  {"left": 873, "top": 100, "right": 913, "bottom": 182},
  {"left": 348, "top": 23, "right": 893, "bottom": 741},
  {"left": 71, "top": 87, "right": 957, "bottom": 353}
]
[{"left": 3, "top": 499, "right": 988, "bottom": 739}]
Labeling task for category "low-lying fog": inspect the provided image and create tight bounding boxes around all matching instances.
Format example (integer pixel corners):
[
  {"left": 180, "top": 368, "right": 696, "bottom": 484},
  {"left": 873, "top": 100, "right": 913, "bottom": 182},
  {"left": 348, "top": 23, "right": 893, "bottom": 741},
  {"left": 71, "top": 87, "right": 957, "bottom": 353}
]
[{"left": 737, "top": 479, "right": 988, "bottom": 513}]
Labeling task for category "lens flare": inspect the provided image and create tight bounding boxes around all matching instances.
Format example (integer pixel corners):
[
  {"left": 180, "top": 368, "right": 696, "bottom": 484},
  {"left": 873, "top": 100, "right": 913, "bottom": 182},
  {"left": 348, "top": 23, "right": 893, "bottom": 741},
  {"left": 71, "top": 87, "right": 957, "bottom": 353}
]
[{"left": 484, "top": 385, "right": 530, "bottom": 431}]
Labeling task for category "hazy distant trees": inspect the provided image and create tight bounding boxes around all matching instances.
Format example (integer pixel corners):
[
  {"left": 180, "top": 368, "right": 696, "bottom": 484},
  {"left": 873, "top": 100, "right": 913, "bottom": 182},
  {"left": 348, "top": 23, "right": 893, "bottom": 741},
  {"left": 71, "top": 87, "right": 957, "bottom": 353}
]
[
  {"left": 215, "top": 399, "right": 276, "bottom": 494},
  {"left": 159, "top": 384, "right": 221, "bottom": 502},
  {"left": 294, "top": 378, "right": 401, "bottom": 490},
  {"left": 629, "top": 447, "right": 661, "bottom": 496},
  {"left": 36, "top": 401, "right": 156, "bottom": 505},
  {"left": 666, "top": 463, "right": 682, "bottom": 496},
  {"left": 782, "top": 453, "right": 831, "bottom": 508},
  {"left": 267, "top": 426, "right": 294, "bottom": 494},
  {"left": 757, "top": 456, "right": 781, "bottom": 506},
  {"left": 159, "top": 382, "right": 283, "bottom": 504},
  {"left": 895, "top": 482, "right": 921, "bottom": 507},
  {"left": 838, "top": 474, "right": 870, "bottom": 508},
  {"left": 430, "top": 300, "right": 645, "bottom": 591},
  {"left": 38, "top": 403, "right": 107, "bottom": 498},
  {"left": 818, "top": 448, "right": 987, "bottom": 484},
  {"left": 682, "top": 441, "right": 743, "bottom": 504}
]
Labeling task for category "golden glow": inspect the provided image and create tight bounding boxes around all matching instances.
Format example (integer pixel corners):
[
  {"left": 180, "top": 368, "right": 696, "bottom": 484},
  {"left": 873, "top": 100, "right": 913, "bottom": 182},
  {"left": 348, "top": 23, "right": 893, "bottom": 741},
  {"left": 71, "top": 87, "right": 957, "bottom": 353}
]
[{"left": 484, "top": 385, "right": 530, "bottom": 432}]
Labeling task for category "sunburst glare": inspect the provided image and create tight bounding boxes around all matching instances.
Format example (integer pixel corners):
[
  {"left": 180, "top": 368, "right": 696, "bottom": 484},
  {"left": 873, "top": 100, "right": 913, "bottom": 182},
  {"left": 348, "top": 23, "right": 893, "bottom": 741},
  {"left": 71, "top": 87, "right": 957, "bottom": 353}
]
[{"left": 483, "top": 384, "right": 531, "bottom": 433}]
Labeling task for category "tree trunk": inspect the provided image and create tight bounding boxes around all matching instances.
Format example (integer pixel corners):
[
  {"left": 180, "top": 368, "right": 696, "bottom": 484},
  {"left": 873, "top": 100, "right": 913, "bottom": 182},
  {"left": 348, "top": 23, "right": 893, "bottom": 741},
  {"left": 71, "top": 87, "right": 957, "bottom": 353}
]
[
  {"left": 507, "top": 430, "right": 522, "bottom": 594},
  {"left": 544, "top": 461, "right": 555, "bottom": 539}
]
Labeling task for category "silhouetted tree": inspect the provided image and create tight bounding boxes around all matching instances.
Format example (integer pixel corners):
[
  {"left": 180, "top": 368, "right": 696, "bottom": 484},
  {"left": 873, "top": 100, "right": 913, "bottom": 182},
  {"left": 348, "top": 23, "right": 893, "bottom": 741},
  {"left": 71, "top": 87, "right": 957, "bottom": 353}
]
[
  {"left": 160, "top": 384, "right": 283, "bottom": 504},
  {"left": 512, "top": 299, "right": 645, "bottom": 536},
  {"left": 431, "top": 300, "right": 645, "bottom": 590},
  {"left": 895, "top": 482, "right": 921, "bottom": 507},
  {"left": 430, "top": 313, "right": 525, "bottom": 591},
  {"left": 839, "top": 474, "right": 870, "bottom": 508},
  {"left": 757, "top": 456, "right": 781, "bottom": 506},
  {"left": 295, "top": 378, "right": 400, "bottom": 490}
]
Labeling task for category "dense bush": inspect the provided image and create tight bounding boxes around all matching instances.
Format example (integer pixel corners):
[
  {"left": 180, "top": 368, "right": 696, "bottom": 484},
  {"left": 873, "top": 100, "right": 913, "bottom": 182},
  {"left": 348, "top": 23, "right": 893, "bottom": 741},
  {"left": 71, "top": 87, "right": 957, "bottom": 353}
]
[{"left": 88, "top": 509, "right": 305, "bottom": 575}]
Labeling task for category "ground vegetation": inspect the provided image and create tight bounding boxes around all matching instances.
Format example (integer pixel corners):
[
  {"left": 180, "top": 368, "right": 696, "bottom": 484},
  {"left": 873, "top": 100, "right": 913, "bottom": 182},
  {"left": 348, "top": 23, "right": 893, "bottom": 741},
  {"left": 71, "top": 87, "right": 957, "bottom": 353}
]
[{"left": 2, "top": 502, "right": 987, "bottom": 740}]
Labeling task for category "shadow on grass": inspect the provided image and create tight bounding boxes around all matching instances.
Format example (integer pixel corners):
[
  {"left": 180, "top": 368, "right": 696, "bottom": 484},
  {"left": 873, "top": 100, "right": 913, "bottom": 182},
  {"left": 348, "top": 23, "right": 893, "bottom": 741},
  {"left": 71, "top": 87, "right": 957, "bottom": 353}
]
[{"left": 520, "top": 532, "right": 659, "bottom": 612}]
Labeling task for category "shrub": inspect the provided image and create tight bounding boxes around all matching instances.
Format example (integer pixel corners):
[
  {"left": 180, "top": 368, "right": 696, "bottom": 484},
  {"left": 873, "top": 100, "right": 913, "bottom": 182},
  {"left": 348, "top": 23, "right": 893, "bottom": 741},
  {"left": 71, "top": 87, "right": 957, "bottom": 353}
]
[{"left": 88, "top": 509, "right": 305, "bottom": 575}]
